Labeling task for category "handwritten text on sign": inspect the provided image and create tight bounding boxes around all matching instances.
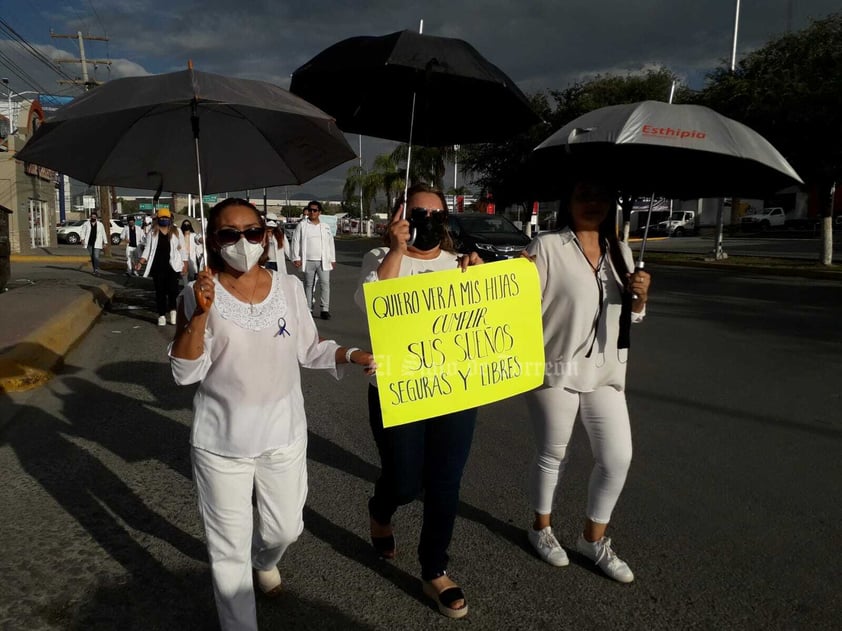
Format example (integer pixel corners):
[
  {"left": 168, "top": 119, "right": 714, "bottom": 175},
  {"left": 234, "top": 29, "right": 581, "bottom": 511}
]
[{"left": 363, "top": 258, "right": 545, "bottom": 427}]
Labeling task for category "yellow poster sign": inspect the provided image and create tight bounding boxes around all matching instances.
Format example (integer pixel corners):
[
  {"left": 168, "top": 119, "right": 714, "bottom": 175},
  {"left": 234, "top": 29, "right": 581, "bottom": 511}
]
[{"left": 363, "top": 257, "right": 545, "bottom": 427}]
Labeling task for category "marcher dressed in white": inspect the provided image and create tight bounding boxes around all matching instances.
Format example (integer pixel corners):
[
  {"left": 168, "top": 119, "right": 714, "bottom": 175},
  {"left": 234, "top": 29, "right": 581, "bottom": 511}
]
[
  {"left": 79, "top": 212, "right": 108, "bottom": 275},
  {"left": 291, "top": 200, "right": 335, "bottom": 319},
  {"left": 523, "top": 179, "right": 651, "bottom": 583},
  {"left": 169, "top": 198, "right": 374, "bottom": 631},
  {"left": 180, "top": 219, "right": 203, "bottom": 281},
  {"left": 136, "top": 208, "right": 187, "bottom": 326},
  {"left": 264, "top": 213, "right": 291, "bottom": 273},
  {"left": 120, "top": 217, "right": 144, "bottom": 276}
]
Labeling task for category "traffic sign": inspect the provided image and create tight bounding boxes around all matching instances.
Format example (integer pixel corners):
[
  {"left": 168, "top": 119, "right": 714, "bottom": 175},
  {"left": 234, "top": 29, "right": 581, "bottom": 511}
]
[
  {"left": 202, "top": 194, "right": 218, "bottom": 203},
  {"left": 139, "top": 203, "right": 153, "bottom": 210}
]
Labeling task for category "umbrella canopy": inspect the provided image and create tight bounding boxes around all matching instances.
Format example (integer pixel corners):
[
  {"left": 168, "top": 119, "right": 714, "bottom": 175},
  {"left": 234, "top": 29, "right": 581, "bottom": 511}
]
[
  {"left": 290, "top": 29, "right": 540, "bottom": 146},
  {"left": 530, "top": 100, "right": 803, "bottom": 200},
  {"left": 16, "top": 68, "right": 356, "bottom": 195}
]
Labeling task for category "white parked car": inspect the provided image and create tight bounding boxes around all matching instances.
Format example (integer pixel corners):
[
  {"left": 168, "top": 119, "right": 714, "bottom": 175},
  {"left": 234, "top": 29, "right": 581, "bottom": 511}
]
[
  {"left": 57, "top": 219, "right": 123, "bottom": 245},
  {"left": 656, "top": 210, "right": 696, "bottom": 237},
  {"left": 740, "top": 207, "right": 787, "bottom": 229}
]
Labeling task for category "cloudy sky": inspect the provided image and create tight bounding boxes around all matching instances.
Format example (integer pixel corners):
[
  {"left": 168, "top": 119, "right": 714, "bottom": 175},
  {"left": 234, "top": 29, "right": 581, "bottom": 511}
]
[{"left": 1, "top": 0, "right": 838, "bottom": 200}]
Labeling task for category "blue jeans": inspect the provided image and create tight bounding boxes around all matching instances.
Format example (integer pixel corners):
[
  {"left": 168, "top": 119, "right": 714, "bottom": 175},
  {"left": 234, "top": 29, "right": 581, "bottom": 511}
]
[
  {"left": 86, "top": 246, "right": 101, "bottom": 272},
  {"left": 367, "top": 385, "right": 477, "bottom": 580}
]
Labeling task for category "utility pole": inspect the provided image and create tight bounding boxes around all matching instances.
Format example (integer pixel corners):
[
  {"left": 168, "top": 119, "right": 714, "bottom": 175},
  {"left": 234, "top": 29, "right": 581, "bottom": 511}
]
[
  {"left": 51, "top": 31, "right": 111, "bottom": 90},
  {"left": 52, "top": 31, "right": 113, "bottom": 245},
  {"left": 712, "top": 0, "right": 742, "bottom": 261}
]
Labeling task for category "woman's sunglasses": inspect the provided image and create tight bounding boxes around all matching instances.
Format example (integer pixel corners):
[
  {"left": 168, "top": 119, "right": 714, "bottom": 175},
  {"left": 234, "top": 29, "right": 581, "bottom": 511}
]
[{"left": 215, "top": 227, "right": 265, "bottom": 246}]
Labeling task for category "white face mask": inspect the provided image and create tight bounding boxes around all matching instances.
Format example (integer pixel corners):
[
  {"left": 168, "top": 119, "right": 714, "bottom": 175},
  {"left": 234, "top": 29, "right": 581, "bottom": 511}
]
[{"left": 219, "top": 237, "right": 264, "bottom": 272}]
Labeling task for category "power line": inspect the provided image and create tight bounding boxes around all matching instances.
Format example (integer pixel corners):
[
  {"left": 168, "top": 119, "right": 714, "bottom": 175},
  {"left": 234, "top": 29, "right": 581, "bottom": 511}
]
[
  {"left": 0, "top": 18, "right": 77, "bottom": 83},
  {"left": 0, "top": 49, "right": 54, "bottom": 94}
]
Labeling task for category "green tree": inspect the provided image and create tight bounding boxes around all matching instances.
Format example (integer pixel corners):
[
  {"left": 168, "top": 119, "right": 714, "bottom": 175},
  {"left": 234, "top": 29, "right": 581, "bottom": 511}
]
[
  {"left": 369, "top": 153, "right": 405, "bottom": 212},
  {"left": 342, "top": 164, "right": 378, "bottom": 218},
  {"left": 697, "top": 12, "right": 842, "bottom": 265},
  {"left": 118, "top": 198, "right": 140, "bottom": 214},
  {"left": 460, "top": 68, "right": 686, "bottom": 214},
  {"left": 389, "top": 144, "right": 456, "bottom": 191}
]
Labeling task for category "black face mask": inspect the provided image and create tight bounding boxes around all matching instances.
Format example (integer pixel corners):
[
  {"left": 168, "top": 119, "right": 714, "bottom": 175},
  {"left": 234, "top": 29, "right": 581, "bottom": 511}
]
[{"left": 410, "top": 211, "right": 445, "bottom": 251}]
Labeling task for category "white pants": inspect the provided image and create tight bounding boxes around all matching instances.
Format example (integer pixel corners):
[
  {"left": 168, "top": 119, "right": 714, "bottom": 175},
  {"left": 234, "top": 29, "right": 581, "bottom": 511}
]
[
  {"left": 302, "top": 260, "right": 330, "bottom": 311},
  {"left": 526, "top": 385, "right": 632, "bottom": 524},
  {"left": 191, "top": 437, "right": 308, "bottom": 631},
  {"left": 125, "top": 245, "right": 139, "bottom": 273}
]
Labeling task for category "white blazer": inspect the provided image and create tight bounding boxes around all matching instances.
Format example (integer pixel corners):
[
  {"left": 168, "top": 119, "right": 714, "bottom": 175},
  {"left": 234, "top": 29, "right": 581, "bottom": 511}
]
[
  {"left": 291, "top": 220, "right": 335, "bottom": 271},
  {"left": 139, "top": 229, "right": 187, "bottom": 277},
  {"left": 79, "top": 220, "right": 108, "bottom": 249}
]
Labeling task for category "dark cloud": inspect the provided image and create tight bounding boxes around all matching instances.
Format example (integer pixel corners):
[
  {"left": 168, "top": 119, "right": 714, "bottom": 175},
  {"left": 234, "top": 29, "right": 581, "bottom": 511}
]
[{"left": 2, "top": 0, "right": 838, "bottom": 197}]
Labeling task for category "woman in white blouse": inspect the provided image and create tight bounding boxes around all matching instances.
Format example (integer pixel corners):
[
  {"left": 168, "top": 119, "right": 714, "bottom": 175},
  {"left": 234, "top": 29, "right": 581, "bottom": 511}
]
[
  {"left": 524, "top": 180, "right": 651, "bottom": 583},
  {"left": 169, "top": 198, "right": 374, "bottom": 631}
]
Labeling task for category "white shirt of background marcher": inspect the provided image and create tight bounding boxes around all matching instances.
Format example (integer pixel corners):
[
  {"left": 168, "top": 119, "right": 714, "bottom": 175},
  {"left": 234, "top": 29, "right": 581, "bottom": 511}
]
[{"left": 292, "top": 220, "right": 335, "bottom": 271}]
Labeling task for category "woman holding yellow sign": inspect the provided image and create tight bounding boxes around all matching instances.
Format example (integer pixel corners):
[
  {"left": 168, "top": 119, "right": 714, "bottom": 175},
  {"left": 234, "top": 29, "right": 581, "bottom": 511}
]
[
  {"left": 524, "top": 179, "right": 650, "bottom": 583},
  {"left": 354, "top": 183, "right": 482, "bottom": 619}
]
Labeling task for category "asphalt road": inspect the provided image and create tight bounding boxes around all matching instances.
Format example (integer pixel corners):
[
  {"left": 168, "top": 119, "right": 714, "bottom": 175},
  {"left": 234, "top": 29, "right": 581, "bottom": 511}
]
[{"left": 1, "top": 245, "right": 840, "bottom": 630}]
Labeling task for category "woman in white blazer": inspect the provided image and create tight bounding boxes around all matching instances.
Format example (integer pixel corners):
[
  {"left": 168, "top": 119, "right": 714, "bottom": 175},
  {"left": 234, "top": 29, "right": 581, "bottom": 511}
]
[{"left": 137, "top": 208, "right": 187, "bottom": 326}]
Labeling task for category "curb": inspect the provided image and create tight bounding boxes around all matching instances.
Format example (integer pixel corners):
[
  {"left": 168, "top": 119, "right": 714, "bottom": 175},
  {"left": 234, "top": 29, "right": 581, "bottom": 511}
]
[
  {"left": 0, "top": 282, "right": 115, "bottom": 393},
  {"left": 10, "top": 255, "right": 90, "bottom": 263},
  {"left": 641, "top": 255, "right": 841, "bottom": 281}
]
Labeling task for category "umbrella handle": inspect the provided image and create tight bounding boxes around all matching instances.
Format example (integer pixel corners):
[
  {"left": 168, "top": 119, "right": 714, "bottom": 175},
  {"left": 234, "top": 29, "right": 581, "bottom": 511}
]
[
  {"left": 631, "top": 260, "right": 644, "bottom": 300},
  {"left": 400, "top": 201, "right": 417, "bottom": 247}
]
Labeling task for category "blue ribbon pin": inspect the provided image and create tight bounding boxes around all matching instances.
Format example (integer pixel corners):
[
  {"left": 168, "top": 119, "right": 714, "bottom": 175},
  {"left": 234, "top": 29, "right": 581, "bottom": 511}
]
[{"left": 275, "top": 317, "right": 291, "bottom": 337}]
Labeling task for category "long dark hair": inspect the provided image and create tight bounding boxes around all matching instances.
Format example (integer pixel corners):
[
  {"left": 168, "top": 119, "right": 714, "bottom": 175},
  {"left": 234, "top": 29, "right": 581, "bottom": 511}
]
[
  {"left": 204, "top": 198, "right": 265, "bottom": 272},
  {"left": 555, "top": 180, "right": 631, "bottom": 279},
  {"left": 556, "top": 179, "right": 633, "bottom": 349},
  {"left": 390, "top": 182, "right": 456, "bottom": 253}
]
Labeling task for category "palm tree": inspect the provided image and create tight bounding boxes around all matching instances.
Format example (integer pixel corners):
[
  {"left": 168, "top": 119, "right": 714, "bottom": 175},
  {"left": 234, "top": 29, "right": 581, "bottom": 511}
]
[
  {"left": 342, "top": 165, "right": 378, "bottom": 218},
  {"left": 370, "top": 153, "right": 405, "bottom": 212},
  {"left": 389, "top": 144, "right": 456, "bottom": 192}
]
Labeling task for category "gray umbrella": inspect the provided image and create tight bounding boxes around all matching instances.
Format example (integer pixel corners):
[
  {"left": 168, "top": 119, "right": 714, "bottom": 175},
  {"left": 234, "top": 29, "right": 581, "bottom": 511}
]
[
  {"left": 530, "top": 100, "right": 803, "bottom": 200},
  {"left": 17, "top": 67, "right": 355, "bottom": 220}
]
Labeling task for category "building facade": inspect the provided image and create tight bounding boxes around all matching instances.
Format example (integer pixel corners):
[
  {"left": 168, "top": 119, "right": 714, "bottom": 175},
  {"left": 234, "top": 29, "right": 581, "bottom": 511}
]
[{"left": 0, "top": 96, "right": 59, "bottom": 254}]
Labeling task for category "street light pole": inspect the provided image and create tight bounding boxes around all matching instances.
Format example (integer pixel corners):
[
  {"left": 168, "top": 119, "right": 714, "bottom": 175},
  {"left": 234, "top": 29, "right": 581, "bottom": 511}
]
[
  {"left": 713, "top": 0, "right": 741, "bottom": 260},
  {"left": 730, "top": 0, "right": 741, "bottom": 72}
]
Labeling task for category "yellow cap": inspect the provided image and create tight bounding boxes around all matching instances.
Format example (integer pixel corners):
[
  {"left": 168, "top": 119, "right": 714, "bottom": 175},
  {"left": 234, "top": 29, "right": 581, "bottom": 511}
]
[{"left": 156, "top": 208, "right": 172, "bottom": 218}]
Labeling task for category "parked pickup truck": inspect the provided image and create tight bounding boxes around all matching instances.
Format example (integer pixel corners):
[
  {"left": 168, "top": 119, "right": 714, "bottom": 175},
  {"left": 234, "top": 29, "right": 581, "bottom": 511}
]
[
  {"left": 740, "top": 207, "right": 786, "bottom": 229},
  {"left": 656, "top": 210, "right": 696, "bottom": 237}
]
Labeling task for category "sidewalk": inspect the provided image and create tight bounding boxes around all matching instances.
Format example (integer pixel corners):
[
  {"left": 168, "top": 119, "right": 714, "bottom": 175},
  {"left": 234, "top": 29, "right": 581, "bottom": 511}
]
[{"left": 0, "top": 252, "right": 126, "bottom": 393}]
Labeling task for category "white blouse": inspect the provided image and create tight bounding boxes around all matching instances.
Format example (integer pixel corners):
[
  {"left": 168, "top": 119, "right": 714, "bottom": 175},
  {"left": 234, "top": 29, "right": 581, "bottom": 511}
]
[
  {"left": 526, "top": 228, "right": 645, "bottom": 391},
  {"left": 169, "top": 269, "right": 342, "bottom": 457}
]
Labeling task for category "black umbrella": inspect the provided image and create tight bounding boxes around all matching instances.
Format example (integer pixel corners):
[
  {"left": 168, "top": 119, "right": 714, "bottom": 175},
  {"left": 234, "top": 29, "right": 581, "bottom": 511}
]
[
  {"left": 290, "top": 29, "right": 540, "bottom": 147},
  {"left": 17, "top": 66, "right": 356, "bottom": 232}
]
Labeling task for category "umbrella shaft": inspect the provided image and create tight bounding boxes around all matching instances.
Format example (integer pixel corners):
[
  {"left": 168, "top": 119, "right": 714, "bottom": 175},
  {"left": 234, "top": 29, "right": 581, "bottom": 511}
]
[{"left": 636, "top": 195, "right": 657, "bottom": 266}]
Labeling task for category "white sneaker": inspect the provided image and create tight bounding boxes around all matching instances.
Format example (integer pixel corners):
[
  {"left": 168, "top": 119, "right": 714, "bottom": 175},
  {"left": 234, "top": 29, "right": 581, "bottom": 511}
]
[
  {"left": 157, "top": 315, "right": 166, "bottom": 326},
  {"left": 575, "top": 534, "right": 634, "bottom": 583},
  {"left": 527, "top": 526, "right": 569, "bottom": 567},
  {"left": 168, "top": 309, "right": 177, "bottom": 325}
]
